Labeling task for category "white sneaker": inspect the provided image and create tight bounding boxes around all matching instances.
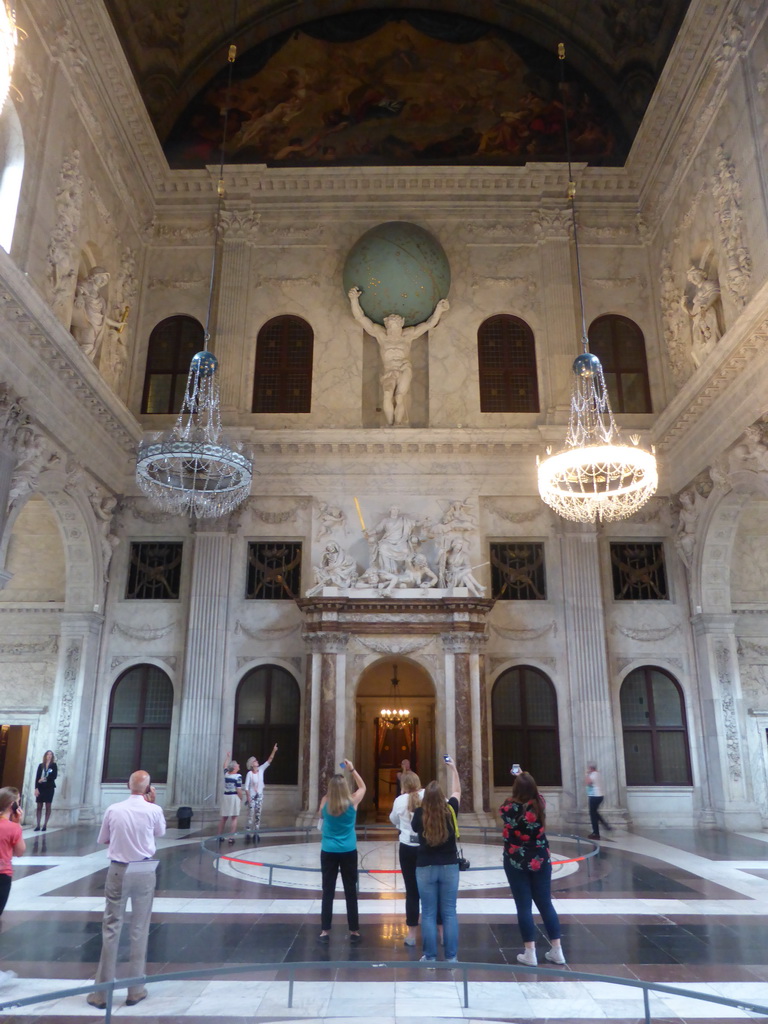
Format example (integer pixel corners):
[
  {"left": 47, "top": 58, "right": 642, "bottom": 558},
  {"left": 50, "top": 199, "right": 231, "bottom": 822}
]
[
  {"left": 545, "top": 947, "right": 567, "bottom": 965},
  {"left": 517, "top": 950, "right": 537, "bottom": 966},
  {"left": 0, "top": 970, "right": 18, "bottom": 988}
]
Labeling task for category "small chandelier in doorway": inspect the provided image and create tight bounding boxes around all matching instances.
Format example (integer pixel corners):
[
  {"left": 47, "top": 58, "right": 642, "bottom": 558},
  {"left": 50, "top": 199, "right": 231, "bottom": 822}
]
[{"left": 380, "top": 664, "right": 410, "bottom": 726}]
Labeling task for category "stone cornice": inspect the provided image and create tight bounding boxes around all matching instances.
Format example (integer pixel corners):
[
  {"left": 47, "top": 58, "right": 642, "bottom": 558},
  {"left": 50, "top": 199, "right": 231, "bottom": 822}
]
[
  {"left": 154, "top": 164, "right": 639, "bottom": 204},
  {"left": 631, "top": 0, "right": 765, "bottom": 223}
]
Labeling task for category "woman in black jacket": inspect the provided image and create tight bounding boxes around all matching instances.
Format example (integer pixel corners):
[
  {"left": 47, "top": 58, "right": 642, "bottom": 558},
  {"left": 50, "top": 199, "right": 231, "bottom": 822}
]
[{"left": 34, "top": 750, "right": 57, "bottom": 831}]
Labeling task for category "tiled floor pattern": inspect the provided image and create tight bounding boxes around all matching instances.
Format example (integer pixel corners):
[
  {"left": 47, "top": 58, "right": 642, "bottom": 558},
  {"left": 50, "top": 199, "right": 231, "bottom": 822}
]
[{"left": 1, "top": 824, "right": 768, "bottom": 1021}]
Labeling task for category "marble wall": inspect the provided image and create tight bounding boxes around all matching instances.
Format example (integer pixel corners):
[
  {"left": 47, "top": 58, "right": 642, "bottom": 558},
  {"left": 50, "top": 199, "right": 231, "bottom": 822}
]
[{"left": 0, "top": 0, "right": 766, "bottom": 829}]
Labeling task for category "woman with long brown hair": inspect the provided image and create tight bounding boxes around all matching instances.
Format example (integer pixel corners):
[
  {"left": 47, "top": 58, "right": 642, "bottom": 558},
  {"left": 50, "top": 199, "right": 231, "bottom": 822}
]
[
  {"left": 317, "top": 759, "right": 366, "bottom": 942},
  {"left": 500, "top": 770, "right": 565, "bottom": 966},
  {"left": 389, "top": 770, "right": 423, "bottom": 945},
  {"left": 411, "top": 757, "right": 461, "bottom": 963}
]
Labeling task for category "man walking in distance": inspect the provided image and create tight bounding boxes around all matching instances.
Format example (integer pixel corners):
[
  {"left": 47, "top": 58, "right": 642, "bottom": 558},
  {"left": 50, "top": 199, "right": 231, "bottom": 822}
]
[
  {"left": 87, "top": 770, "right": 165, "bottom": 1009},
  {"left": 585, "top": 762, "right": 613, "bottom": 841}
]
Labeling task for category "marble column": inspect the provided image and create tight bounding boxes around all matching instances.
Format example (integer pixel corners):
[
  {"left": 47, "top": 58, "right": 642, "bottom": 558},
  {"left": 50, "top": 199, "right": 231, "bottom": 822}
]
[
  {"left": 442, "top": 633, "right": 487, "bottom": 813},
  {"left": 216, "top": 206, "right": 257, "bottom": 414},
  {"left": 176, "top": 529, "right": 233, "bottom": 807},
  {"left": 560, "top": 525, "right": 623, "bottom": 823},
  {"left": 301, "top": 632, "right": 349, "bottom": 819},
  {"left": 691, "top": 613, "right": 761, "bottom": 829},
  {"left": 535, "top": 208, "right": 579, "bottom": 416},
  {"left": 57, "top": 612, "right": 104, "bottom": 823}
]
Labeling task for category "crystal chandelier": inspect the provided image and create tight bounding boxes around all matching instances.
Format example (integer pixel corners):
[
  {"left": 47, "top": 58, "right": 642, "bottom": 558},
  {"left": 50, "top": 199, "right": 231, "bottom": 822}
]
[
  {"left": 135, "top": 40, "right": 253, "bottom": 519},
  {"left": 0, "top": 2, "right": 19, "bottom": 111},
  {"left": 380, "top": 664, "right": 410, "bottom": 726},
  {"left": 537, "top": 46, "right": 657, "bottom": 524}
]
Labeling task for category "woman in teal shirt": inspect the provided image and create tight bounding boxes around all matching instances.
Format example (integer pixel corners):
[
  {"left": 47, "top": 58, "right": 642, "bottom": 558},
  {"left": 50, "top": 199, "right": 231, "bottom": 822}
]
[{"left": 318, "top": 758, "right": 366, "bottom": 941}]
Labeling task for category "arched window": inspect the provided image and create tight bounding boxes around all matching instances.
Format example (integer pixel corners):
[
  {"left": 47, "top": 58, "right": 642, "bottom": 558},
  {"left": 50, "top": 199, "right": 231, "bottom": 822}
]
[
  {"left": 0, "top": 100, "right": 24, "bottom": 253},
  {"left": 492, "top": 666, "right": 560, "bottom": 786},
  {"left": 234, "top": 665, "right": 300, "bottom": 784},
  {"left": 103, "top": 665, "right": 173, "bottom": 782},
  {"left": 588, "top": 315, "right": 651, "bottom": 413},
  {"left": 620, "top": 667, "right": 692, "bottom": 785},
  {"left": 252, "top": 315, "right": 313, "bottom": 413},
  {"left": 478, "top": 315, "right": 539, "bottom": 413},
  {"left": 141, "top": 315, "right": 205, "bottom": 414}
]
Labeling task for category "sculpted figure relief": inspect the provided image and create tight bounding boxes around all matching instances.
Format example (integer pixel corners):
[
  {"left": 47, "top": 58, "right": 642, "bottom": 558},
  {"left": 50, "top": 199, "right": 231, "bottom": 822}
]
[
  {"left": 680, "top": 266, "right": 722, "bottom": 368},
  {"left": 305, "top": 542, "right": 357, "bottom": 597},
  {"left": 729, "top": 425, "right": 768, "bottom": 475},
  {"left": 70, "top": 268, "right": 126, "bottom": 360},
  {"left": 444, "top": 537, "right": 486, "bottom": 596},
  {"left": 673, "top": 489, "right": 704, "bottom": 570},
  {"left": 348, "top": 287, "right": 449, "bottom": 426},
  {"left": 315, "top": 501, "right": 347, "bottom": 540},
  {"left": 386, "top": 552, "right": 438, "bottom": 594},
  {"left": 430, "top": 499, "right": 478, "bottom": 587},
  {"left": 364, "top": 505, "right": 429, "bottom": 574},
  {"left": 8, "top": 429, "right": 59, "bottom": 509}
]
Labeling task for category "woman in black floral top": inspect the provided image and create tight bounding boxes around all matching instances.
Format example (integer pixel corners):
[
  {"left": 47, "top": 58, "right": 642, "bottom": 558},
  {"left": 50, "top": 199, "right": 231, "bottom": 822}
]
[{"left": 500, "top": 771, "right": 566, "bottom": 967}]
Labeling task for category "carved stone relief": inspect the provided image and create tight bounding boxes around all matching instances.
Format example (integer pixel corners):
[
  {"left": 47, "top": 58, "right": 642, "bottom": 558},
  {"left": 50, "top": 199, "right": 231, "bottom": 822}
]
[
  {"left": 47, "top": 151, "right": 84, "bottom": 316},
  {"left": 712, "top": 147, "right": 752, "bottom": 309},
  {"left": 56, "top": 641, "right": 81, "bottom": 776},
  {"left": 714, "top": 639, "right": 742, "bottom": 782}
]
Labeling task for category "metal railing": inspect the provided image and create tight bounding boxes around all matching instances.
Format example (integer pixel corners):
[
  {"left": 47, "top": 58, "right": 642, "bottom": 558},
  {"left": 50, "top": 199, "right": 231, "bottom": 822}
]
[
  {"left": 203, "top": 826, "right": 600, "bottom": 886},
  {"left": 2, "top": 959, "right": 767, "bottom": 1022}
]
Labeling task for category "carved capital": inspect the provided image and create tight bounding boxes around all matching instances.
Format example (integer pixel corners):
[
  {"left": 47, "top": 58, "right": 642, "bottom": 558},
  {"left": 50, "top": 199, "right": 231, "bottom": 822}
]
[
  {"left": 441, "top": 632, "right": 487, "bottom": 654},
  {"left": 302, "top": 631, "right": 350, "bottom": 653}
]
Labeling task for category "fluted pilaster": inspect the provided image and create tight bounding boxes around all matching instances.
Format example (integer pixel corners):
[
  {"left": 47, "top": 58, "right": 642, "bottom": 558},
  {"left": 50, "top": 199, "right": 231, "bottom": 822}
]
[
  {"left": 59, "top": 612, "right": 104, "bottom": 823},
  {"left": 691, "top": 613, "right": 761, "bottom": 828},
  {"left": 560, "top": 527, "right": 618, "bottom": 811},
  {"left": 216, "top": 207, "right": 257, "bottom": 412},
  {"left": 177, "top": 531, "right": 233, "bottom": 805},
  {"left": 535, "top": 210, "right": 579, "bottom": 415}
]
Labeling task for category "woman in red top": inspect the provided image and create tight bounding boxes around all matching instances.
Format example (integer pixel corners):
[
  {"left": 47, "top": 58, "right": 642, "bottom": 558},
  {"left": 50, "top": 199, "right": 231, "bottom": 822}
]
[
  {"left": 0, "top": 787, "right": 26, "bottom": 915},
  {"left": 500, "top": 771, "right": 565, "bottom": 967}
]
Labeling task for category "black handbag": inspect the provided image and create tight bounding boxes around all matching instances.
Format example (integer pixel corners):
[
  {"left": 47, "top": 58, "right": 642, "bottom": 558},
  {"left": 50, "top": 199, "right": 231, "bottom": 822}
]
[{"left": 448, "top": 804, "right": 470, "bottom": 870}]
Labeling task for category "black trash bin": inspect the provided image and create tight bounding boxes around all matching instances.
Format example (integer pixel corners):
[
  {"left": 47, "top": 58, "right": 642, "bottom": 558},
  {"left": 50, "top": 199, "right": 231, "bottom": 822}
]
[{"left": 176, "top": 806, "right": 193, "bottom": 829}]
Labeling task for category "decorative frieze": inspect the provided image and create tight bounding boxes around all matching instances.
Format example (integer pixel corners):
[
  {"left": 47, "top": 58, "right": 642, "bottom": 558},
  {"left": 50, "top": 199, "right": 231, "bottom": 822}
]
[
  {"left": 355, "top": 636, "right": 429, "bottom": 655},
  {"left": 491, "top": 622, "right": 556, "bottom": 641},
  {"left": 111, "top": 620, "right": 177, "bottom": 641},
  {"left": 0, "top": 636, "right": 59, "bottom": 656}
]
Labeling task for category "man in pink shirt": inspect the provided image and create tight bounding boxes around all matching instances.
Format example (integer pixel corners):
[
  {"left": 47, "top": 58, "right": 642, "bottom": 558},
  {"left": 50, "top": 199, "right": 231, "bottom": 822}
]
[{"left": 87, "top": 770, "right": 165, "bottom": 1010}]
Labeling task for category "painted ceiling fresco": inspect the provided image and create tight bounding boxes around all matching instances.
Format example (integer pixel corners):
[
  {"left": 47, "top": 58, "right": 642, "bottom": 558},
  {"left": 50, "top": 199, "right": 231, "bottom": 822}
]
[{"left": 164, "top": 12, "right": 629, "bottom": 169}]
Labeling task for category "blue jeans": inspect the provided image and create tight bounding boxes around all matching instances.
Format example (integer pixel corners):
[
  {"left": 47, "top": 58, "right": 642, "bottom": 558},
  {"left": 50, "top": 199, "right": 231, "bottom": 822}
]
[
  {"left": 416, "top": 862, "right": 459, "bottom": 959},
  {"left": 503, "top": 856, "right": 561, "bottom": 943}
]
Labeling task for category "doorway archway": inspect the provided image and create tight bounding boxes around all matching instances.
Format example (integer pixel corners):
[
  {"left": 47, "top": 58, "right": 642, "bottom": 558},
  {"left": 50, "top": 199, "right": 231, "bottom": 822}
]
[{"left": 356, "top": 659, "right": 435, "bottom": 820}]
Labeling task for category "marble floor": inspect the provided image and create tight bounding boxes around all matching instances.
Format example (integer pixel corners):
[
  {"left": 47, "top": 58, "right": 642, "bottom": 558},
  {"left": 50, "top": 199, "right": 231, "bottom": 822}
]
[{"left": 1, "top": 820, "right": 768, "bottom": 1023}]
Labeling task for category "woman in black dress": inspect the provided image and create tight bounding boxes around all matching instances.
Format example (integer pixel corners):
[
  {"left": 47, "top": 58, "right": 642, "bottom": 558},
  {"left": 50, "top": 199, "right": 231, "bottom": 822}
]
[{"left": 34, "top": 750, "right": 57, "bottom": 831}]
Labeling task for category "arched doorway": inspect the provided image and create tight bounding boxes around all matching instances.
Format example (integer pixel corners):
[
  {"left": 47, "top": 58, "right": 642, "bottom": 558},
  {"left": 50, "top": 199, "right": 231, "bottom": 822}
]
[{"left": 356, "top": 659, "right": 435, "bottom": 820}]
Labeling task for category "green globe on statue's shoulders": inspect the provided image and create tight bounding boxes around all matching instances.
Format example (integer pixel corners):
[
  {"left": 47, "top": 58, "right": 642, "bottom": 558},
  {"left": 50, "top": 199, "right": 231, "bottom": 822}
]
[{"left": 343, "top": 221, "right": 451, "bottom": 327}]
